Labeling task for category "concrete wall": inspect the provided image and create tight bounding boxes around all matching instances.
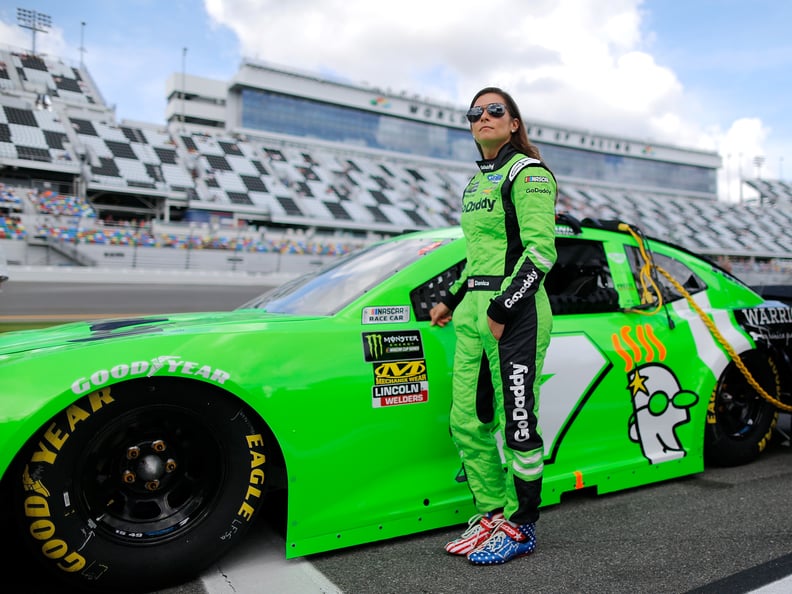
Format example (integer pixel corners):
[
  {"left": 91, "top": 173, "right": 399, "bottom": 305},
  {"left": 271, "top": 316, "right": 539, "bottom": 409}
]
[{"left": 0, "top": 238, "right": 336, "bottom": 276}]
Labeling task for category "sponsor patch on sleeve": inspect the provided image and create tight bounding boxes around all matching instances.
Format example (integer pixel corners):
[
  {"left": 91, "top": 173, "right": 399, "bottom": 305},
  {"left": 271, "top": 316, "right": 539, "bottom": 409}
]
[{"left": 525, "top": 175, "right": 549, "bottom": 183}]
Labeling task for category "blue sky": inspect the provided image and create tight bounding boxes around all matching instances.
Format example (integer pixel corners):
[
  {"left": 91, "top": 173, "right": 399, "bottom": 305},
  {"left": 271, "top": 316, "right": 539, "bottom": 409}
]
[{"left": 1, "top": 0, "right": 791, "bottom": 201}]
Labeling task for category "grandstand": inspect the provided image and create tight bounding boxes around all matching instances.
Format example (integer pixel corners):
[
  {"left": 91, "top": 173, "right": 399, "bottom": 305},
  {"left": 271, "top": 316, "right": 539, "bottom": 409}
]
[
  {"left": 745, "top": 178, "right": 792, "bottom": 207},
  {"left": 0, "top": 39, "right": 791, "bottom": 285}
]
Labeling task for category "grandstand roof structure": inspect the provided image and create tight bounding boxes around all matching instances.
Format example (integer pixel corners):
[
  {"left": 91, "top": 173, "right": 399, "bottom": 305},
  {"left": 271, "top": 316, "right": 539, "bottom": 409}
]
[{"left": 0, "top": 43, "right": 791, "bottom": 265}]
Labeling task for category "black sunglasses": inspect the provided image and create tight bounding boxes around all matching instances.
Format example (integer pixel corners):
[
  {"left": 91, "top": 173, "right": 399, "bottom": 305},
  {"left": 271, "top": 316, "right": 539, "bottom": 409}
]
[{"left": 466, "top": 102, "right": 508, "bottom": 123}]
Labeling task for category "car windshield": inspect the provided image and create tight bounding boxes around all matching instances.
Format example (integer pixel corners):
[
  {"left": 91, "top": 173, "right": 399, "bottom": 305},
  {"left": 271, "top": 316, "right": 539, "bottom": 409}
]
[{"left": 238, "top": 237, "right": 451, "bottom": 315}]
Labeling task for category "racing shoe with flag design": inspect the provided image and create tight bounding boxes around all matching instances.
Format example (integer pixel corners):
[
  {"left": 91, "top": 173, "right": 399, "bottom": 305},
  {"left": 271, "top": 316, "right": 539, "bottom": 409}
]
[
  {"left": 467, "top": 521, "right": 536, "bottom": 565},
  {"left": 444, "top": 511, "right": 505, "bottom": 555}
]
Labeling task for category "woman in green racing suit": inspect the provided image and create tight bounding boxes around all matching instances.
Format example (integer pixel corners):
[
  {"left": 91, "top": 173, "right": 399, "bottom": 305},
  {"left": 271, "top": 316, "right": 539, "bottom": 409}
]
[{"left": 430, "top": 87, "right": 557, "bottom": 565}]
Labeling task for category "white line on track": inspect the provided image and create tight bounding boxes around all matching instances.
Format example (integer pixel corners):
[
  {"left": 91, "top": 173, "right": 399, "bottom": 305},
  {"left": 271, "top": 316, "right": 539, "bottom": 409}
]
[{"left": 200, "top": 529, "right": 342, "bottom": 594}]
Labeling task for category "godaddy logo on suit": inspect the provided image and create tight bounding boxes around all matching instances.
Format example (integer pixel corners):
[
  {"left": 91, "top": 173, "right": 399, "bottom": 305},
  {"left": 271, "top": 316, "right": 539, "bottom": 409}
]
[
  {"left": 509, "top": 362, "right": 531, "bottom": 442},
  {"left": 504, "top": 270, "right": 539, "bottom": 308},
  {"left": 462, "top": 197, "right": 496, "bottom": 212}
]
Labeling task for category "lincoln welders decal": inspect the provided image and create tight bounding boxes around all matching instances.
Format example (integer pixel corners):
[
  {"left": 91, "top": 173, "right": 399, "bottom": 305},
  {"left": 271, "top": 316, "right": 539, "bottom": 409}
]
[
  {"left": 362, "top": 330, "right": 424, "bottom": 362},
  {"left": 372, "top": 381, "right": 429, "bottom": 407},
  {"left": 613, "top": 325, "right": 698, "bottom": 464}
]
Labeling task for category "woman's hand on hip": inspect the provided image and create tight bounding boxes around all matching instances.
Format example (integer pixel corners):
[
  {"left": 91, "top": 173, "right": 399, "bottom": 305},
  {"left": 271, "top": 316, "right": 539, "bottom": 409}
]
[{"left": 488, "top": 316, "right": 504, "bottom": 340}]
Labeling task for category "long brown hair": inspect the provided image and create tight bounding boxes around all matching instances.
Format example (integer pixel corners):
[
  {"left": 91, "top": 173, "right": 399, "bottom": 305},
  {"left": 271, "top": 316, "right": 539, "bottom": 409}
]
[{"left": 470, "top": 87, "right": 542, "bottom": 161}]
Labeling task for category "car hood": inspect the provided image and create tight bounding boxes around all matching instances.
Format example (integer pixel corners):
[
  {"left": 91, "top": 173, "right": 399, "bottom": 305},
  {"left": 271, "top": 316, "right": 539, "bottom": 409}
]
[{"left": 0, "top": 309, "right": 312, "bottom": 356}]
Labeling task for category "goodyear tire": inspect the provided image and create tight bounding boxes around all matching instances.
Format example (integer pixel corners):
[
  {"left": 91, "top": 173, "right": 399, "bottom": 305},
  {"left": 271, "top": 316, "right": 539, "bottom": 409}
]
[
  {"left": 9, "top": 377, "right": 269, "bottom": 593},
  {"left": 704, "top": 350, "right": 779, "bottom": 467}
]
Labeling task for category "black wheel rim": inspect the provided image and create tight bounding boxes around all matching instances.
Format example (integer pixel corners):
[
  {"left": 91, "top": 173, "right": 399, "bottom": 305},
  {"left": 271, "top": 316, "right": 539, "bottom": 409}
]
[
  {"left": 715, "top": 373, "right": 769, "bottom": 439},
  {"left": 76, "top": 403, "right": 224, "bottom": 543}
]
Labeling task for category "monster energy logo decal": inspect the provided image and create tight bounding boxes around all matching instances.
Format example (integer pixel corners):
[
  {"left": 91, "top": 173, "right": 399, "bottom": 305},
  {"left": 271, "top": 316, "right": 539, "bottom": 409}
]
[
  {"left": 362, "top": 330, "right": 424, "bottom": 362},
  {"left": 366, "top": 333, "right": 385, "bottom": 360}
]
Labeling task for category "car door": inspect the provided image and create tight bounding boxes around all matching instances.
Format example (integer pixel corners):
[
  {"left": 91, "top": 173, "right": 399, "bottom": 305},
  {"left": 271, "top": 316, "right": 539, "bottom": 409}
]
[{"left": 540, "top": 233, "right": 708, "bottom": 504}]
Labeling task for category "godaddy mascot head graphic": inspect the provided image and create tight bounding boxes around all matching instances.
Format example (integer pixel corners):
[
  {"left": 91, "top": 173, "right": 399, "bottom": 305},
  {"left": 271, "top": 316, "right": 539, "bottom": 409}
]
[{"left": 627, "top": 363, "right": 698, "bottom": 464}]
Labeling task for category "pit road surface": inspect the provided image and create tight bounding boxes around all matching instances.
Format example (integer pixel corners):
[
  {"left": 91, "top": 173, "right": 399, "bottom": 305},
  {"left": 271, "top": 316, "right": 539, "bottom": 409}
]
[
  {"left": 3, "top": 280, "right": 792, "bottom": 594},
  {"left": 0, "top": 281, "right": 269, "bottom": 320}
]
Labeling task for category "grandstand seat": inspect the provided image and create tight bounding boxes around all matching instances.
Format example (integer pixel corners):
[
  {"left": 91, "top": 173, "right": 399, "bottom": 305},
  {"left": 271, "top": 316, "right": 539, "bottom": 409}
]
[{"left": 1, "top": 39, "right": 791, "bottom": 277}]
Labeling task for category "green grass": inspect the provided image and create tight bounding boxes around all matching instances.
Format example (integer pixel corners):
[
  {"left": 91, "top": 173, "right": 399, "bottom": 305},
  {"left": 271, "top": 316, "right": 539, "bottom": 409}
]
[{"left": 0, "top": 321, "right": 58, "bottom": 333}]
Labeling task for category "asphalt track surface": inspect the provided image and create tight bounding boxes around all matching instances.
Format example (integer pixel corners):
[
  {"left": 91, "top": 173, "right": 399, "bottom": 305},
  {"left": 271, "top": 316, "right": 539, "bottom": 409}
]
[
  {"left": 0, "top": 280, "right": 270, "bottom": 320},
  {"left": 3, "top": 281, "right": 792, "bottom": 594}
]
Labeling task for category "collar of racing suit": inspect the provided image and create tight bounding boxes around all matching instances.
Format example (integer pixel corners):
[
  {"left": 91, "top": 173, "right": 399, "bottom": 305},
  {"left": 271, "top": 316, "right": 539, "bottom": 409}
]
[{"left": 475, "top": 144, "right": 518, "bottom": 173}]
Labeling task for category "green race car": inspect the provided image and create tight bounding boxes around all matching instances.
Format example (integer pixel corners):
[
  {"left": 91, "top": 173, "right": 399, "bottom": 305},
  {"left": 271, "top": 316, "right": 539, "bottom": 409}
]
[{"left": 1, "top": 215, "right": 790, "bottom": 593}]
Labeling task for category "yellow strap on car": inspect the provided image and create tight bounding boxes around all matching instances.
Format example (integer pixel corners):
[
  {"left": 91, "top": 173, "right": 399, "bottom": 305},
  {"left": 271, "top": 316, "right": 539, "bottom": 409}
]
[{"left": 619, "top": 222, "right": 792, "bottom": 413}]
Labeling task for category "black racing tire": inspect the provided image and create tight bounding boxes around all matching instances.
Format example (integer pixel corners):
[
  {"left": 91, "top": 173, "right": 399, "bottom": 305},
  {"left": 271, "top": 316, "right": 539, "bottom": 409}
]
[
  {"left": 704, "top": 350, "right": 779, "bottom": 467},
  {"left": 9, "top": 377, "right": 270, "bottom": 593}
]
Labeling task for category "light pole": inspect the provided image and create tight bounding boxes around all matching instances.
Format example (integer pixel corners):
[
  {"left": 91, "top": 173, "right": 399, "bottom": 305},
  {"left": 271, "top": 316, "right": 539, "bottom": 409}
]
[
  {"left": 738, "top": 152, "right": 743, "bottom": 204},
  {"left": 79, "top": 21, "right": 86, "bottom": 68},
  {"left": 753, "top": 155, "right": 765, "bottom": 179},
  {"left": 17, "top": 8, "right": 51, "bottom": 55},
  {"left": 753, "top": 155, "right": 765, "bottom": 206},
  {"left": 181, "top": 47, "right": 187, "bottom": 131}
]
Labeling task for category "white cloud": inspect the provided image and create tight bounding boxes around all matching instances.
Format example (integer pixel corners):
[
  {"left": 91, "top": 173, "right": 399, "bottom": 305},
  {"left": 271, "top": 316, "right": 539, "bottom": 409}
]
[
  {"left": 202, "top": 0, "right": 688, "bottom": 144},
  {"left": 0, "top": 21, "right": 29, "bottom": 49},
  {"left": 716, "top": 118, "right": 768, "bottom": 203},
  {"left": 0, "top": 19, "right": 68, "bottom": 59},
  {"left": 203, "top": 0, "right": 786, "bottom": 202}
]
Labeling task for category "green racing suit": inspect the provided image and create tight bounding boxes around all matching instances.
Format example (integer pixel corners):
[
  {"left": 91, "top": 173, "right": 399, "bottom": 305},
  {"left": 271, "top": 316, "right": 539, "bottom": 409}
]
[{"left": 441, "top": 144, "right": 557, "bottom": 524}]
